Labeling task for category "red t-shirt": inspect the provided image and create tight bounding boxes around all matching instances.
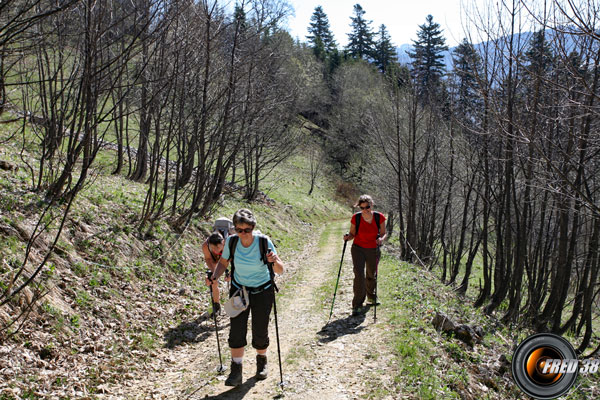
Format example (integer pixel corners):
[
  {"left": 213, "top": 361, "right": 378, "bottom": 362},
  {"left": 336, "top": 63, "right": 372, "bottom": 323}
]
[{"left": 351, "top": 212, "right": 385, "bottom": 248}]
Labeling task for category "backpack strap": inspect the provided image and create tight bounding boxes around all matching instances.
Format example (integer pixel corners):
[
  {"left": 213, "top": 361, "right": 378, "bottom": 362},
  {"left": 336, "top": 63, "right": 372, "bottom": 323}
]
[
  {"left": 258, "top": 234, "right": 269, "bottom": 265},
  {"left": 257, "top": 233, "right": 279, "bottom": 293},
  {"left": 374, "top": 212, "right": 381, "bottom": 237},
  {"left": 354, "top": 212, "right": 362, "bottom": 234},
  {"left": 228, "top": 235, "right": 240, "bottom": 280}
]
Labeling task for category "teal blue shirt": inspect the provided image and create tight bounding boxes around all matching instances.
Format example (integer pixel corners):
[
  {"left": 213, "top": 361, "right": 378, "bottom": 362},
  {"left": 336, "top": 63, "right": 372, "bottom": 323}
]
[{"left": 223, "top": 233, "right": 276, "bottom": 288}]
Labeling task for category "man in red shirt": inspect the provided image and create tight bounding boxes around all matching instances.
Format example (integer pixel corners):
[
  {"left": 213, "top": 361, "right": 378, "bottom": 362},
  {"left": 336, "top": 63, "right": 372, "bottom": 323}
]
[{"left": 343, "top": 195, "right": 387, "bottom": 316}]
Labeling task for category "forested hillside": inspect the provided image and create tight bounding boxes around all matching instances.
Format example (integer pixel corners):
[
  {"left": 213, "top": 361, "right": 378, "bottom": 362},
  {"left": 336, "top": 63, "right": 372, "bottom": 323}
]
[{"left": 1, "top": 0, "right": 600, "bottom": 398}]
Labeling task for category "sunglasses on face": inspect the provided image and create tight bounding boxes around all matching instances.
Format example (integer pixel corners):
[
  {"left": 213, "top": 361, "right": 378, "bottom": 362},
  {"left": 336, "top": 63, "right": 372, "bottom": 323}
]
[
  {"left": 235, "top": 227, "right": 254, "bottom": 234},
  {"left": 359, "top": 205, "right": 371, "bottom": 210}
]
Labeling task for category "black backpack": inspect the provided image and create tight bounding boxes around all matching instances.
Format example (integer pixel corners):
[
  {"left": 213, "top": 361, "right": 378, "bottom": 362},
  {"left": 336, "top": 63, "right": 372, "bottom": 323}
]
[{"left": 354, "top": 211, "right": 382, "bottom": 236}]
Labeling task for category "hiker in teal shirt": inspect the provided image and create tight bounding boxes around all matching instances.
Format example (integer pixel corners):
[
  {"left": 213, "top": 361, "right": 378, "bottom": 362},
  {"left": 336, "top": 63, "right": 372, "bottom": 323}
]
[
  {"left": 222, "top": 233, "right": 275, "bottom": 288},
  {"left": 207, "top": 208, "right": 284, "bottom": 386}
]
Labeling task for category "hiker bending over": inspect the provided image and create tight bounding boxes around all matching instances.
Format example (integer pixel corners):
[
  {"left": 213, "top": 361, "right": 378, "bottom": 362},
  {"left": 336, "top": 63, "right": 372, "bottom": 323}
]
[
  {"left": 343, "top": 195, "right": 386, "bottom": 316},
  {"left": 202, "top": 232, "right": 226, "bottom": 315},
  {"left": 207, "top": 208, "right": 284, "bottom": 386}
]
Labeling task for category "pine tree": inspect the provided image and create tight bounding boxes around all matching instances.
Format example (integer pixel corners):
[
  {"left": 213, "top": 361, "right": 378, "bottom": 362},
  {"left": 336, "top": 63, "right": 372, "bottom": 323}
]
[
  {"left": 525, "top": 29, "right": 554, "bottom": 77},
  {"left": 452, "top": 38, "right": 482, "bottom": 121},
  {"left": 306, "top": 6, "right": 337, "bottom": 61},
  {"left": 511, "top": 30, "right": 555, "bottom": 114},
  {"left": 374, "top": 24, "right": 397, "bottom": 73},
  {"left": 408, "top": 15, "right": 448, "bottom": 102},
  {"left": 328, "top": 47, "right": 342, "bottom": 75},
  {"left": 346, "top": 4, "right": 375, "bottom": 61}
]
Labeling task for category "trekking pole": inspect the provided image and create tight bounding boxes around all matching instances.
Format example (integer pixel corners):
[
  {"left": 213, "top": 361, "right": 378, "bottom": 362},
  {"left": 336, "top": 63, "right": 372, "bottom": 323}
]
[
  {"left": 374, "top": 243, "right": 381, "bottom": 322},
  {"left": 267, "top": 248, "right": 285, "bottom": 388},
  {"left": 206, "top": 271, "right": 226, "bottom": 373},
  {"left": 328, "top": 239, "right": 348, "bottom": 322}
]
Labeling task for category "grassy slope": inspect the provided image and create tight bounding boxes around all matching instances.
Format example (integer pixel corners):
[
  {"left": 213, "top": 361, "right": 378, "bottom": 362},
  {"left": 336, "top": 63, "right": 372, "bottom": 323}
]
[
  {"left": 371, "top": 253, "right": 599, "bottom": 400},
  {"left": 0, "top": 119, "right": 348, "bottom": 397}
]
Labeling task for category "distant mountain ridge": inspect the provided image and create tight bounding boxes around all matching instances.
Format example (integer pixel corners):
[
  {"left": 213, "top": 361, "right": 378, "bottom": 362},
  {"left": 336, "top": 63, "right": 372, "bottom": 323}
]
[{"left": 396, "top": 28, "right": 581, "bottom": 72}]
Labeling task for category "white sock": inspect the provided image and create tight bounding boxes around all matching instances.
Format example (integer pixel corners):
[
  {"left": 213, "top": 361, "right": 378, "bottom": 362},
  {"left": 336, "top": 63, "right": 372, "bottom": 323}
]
[{"left": 232, "top": 357, "right": 243, "bottom": 364}]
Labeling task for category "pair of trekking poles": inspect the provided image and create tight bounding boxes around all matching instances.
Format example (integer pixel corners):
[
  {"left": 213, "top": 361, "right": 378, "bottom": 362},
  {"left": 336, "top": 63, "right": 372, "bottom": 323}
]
[
  {"left": 206, "top": 249, "right": 285, "bottom": 387},
  {"left": 328, "top": 237, "right": 381, "bottom": 323}
]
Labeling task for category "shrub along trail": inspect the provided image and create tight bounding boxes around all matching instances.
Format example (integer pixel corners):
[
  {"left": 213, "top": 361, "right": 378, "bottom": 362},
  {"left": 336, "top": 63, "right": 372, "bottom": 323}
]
[{"left": 106, "top": 220, "right": 398, "bottom": 399}]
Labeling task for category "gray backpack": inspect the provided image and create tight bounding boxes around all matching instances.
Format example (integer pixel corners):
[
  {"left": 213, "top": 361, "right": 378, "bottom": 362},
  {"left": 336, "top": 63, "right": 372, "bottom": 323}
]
[{"left": 213, "top": 217, "right": 234, "bottom": 239}]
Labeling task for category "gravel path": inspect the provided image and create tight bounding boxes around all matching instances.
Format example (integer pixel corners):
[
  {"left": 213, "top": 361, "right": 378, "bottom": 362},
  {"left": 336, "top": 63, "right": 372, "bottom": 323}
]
[{"left": 105, "top": 221, "right": 397, "bottom": 399}]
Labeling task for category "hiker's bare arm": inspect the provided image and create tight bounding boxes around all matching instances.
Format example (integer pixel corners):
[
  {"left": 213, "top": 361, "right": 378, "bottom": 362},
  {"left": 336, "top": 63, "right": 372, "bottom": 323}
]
[
  {"left": 206, "top": 258, "right": 230, "bottom": 285},
  {"left": 267, "top": 251, "right": 284, "bottom": 275},
  {"left": 202, "top": 242, "right": 218, "bottom": 271},
  {"left": 344, "top": 223, "right": 356, "bottom": 241},
  {"left": 377, "top": 221, "right": 387, "bottom": 246}
]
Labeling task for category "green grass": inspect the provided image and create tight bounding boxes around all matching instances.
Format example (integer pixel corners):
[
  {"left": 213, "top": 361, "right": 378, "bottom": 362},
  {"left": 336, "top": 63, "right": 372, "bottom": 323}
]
[
  {"left": 426, "top": 235, "right": 600, "bottom": 365},
  {"left": 314, "top": 221, "right": 349, "bottom": 314},
  {"left": 74, "top": 290, "right": 92, "bottom": 309},
  {"left": 373, "top": 252, "right": 600, "bottom": 399},
  {"left": 131, "top": 329, "right": 159, "bottom": 353},
  {"left": 285, "top": 345, "right": 308, "bottom": 366},
  {"left": 375, "top": 255, "right": 510, "bottom": 399}
]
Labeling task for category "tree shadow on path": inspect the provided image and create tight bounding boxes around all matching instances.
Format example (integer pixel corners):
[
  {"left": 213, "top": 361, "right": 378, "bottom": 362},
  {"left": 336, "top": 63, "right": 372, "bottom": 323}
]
[
  {"left": 317, "top": 308, "right": 368, "bottom": 343},
  {"left": 164, "top": 313, "right": 230, "bottom": 349}
]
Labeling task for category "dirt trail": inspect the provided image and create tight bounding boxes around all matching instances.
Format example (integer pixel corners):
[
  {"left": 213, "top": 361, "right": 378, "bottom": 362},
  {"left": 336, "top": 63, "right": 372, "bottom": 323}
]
[{"left": 105, "top": 221, "right": 397, "bottom": 399}]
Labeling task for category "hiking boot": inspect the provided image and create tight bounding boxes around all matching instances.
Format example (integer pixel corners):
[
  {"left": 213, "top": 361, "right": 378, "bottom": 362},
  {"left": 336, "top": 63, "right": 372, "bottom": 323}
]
[
  {"left": 352, "top": 307, "right": 362, "bottom": 316},
  {"left": 225, "top": 361, "right": 242, "bottom": 386},
  {"left": 256, "top": 355, "right": 268, "bottom": 380}
]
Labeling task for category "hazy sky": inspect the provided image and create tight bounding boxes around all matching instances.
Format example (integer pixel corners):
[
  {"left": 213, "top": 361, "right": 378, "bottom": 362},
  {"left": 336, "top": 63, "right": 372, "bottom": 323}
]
[{"left": 285, "top": 0, "right": 485, "bottom": 48}]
